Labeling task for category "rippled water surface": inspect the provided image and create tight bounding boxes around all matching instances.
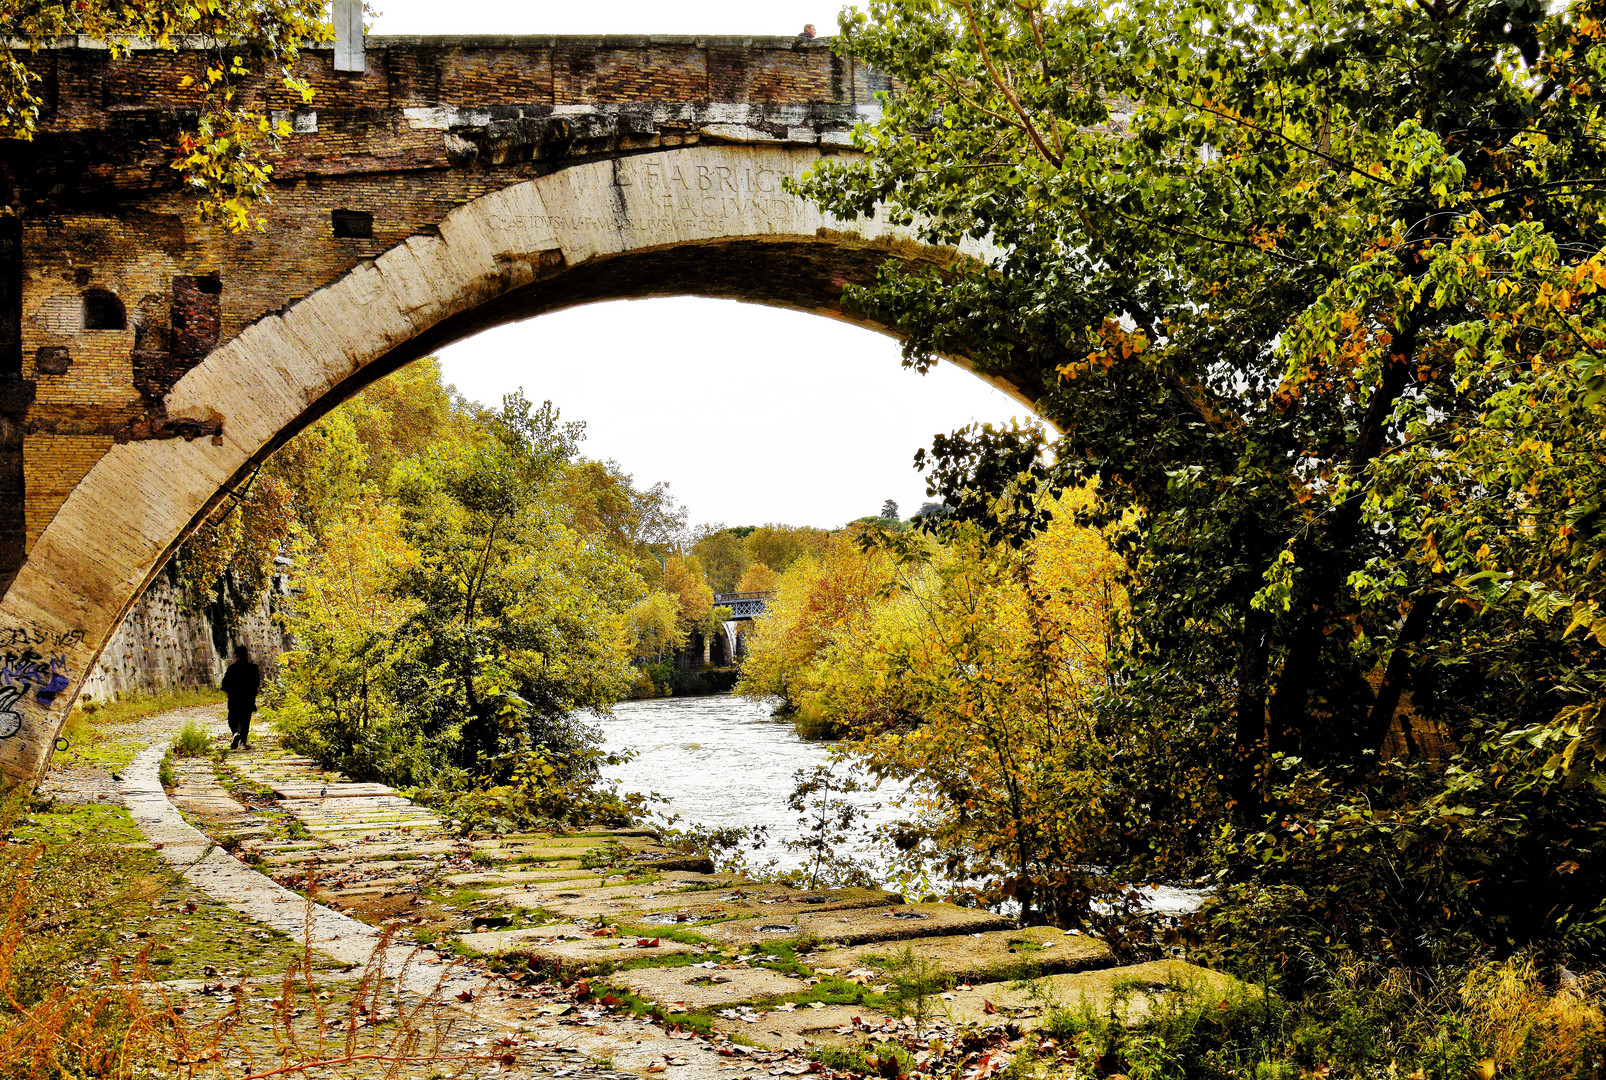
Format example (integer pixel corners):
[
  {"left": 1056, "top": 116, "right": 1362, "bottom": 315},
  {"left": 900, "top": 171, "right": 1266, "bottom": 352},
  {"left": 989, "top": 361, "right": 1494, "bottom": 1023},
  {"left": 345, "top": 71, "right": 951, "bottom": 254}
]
[
  {"left": 588, "top": 694, "right": 903, "bottom": 876},
  {"left": 588, "top": 694, "right": 1206, "bottom": 912}
]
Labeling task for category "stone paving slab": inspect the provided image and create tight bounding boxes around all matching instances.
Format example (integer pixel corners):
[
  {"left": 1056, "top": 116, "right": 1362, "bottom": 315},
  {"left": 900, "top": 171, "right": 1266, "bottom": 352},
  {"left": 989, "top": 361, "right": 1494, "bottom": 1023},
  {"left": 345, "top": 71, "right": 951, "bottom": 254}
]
[
  {"left": 713, "top": 1002, "right": 893, "bottom": 1050},
  {"left": 270, "top": 781, "right": 399, "bottom": 798},
  {"left": 447, "top": 868, "right": 610, "bottom": 887},
  {"left": 168, "top": 759, "right": 265, "bottom": 831},
  {"left": 938, "top": 959, "right": 1239, "bottom": 1025},
  {"left": 530, "top": 884, "right": 904, "bottom": 924},
  {"left": 614, "top": 965, "right": 807, "bottom": 1010},
  {"left": 814, "top": 925, "right": 1114, "bottom": 981},
  {"left": 699, "top": 903, "right": 1013, "bottom": 949},
  {"left": 456, "top": 922, "right": 708, "bottom": 964}
]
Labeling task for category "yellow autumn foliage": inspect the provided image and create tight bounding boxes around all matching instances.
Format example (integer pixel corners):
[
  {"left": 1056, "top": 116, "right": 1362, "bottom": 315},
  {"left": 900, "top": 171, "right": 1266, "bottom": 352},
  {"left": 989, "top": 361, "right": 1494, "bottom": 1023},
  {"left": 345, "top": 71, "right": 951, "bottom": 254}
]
[{"left": 739, "top": 488, "right": 1126, "bottom": 920}]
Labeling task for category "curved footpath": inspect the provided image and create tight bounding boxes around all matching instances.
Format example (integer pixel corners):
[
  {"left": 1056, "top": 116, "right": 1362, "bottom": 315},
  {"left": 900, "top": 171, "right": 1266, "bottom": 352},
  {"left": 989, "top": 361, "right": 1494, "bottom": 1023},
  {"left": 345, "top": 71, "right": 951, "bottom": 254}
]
[{"left": 41, "top": 706, "right": 1231, "bottom": 1078}]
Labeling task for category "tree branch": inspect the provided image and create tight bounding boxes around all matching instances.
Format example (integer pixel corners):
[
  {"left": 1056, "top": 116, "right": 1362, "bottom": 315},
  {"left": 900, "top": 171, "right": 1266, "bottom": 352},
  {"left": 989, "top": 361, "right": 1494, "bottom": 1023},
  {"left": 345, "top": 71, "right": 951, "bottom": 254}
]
[
  {"left": 956, "top": 0, "right": 1063, "bottom": 167},
  {"left": 1361, "top": 592, "right": 1440, "bottom": 753}
]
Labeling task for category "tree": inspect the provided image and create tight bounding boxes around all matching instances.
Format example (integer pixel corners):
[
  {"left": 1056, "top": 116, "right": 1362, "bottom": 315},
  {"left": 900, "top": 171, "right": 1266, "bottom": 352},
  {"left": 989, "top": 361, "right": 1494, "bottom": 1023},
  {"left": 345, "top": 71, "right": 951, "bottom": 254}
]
[
  {"left": 737, "top": 563, "right": 779, "bottom": 594},
  {"left": 630, "top": 591, "right": 688, "bottom": 663},
  {"left": 2, "top": 2, "right": 331, "bottom": 230},
  {"left": 744, "top": 524, "right": 830, "bottom": 575},
  {"left": 276, "top": 494, "right": 422, "bottom": 778},
  {"left": 736, "top": 535, "right": 891, "bottom": 712},
  {"left": 801, "top": 0, "right": 1606, "bottom": 963},
  {"left": 659, "top": 554, "right": 715, "bottom": 635},
  {"left": 880, "top": 499, "right": 900, "bottom": 520},
  {"left": 741, "top": 490, "right": 1127, "bottom": 924},
  {"left": 693, "top": 529, "right": 750, "bottom": 594},
  {"left": 386, "top": 393, "right": 636, "bottom": 778}
]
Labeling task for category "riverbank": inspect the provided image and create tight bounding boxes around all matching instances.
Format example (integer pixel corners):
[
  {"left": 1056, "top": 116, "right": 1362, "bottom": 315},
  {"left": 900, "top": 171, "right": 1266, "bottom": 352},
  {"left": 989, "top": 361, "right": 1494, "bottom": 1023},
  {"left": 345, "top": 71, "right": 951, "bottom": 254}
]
[
  {"left": 7, "top": 704, "right": 1236, "bottom": 1079},
  {"left": 626, "top": 664, "right": 740, "bottom": 700}
]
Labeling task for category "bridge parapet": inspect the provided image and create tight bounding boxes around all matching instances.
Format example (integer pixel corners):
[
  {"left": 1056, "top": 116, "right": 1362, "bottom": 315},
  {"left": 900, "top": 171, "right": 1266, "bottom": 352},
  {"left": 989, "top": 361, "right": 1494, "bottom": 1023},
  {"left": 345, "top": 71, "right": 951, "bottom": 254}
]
[
  {"left": 5, "top": 35, "right": 890, "bottom": 205},
  {"left": 713, "top": 592, "right": 776, "bottom": 620}
]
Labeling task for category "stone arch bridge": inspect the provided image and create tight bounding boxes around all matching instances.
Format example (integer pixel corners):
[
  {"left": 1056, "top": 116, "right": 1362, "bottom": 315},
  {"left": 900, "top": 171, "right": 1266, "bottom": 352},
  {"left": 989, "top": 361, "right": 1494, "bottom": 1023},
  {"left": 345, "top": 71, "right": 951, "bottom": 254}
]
[{"left": 0, "top": 34, "right": 1049, "bottom": 786}]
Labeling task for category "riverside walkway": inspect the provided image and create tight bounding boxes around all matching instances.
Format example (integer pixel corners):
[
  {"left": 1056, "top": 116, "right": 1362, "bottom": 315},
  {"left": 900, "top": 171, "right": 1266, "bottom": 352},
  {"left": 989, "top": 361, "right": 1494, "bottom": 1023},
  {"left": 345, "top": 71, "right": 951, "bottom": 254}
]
[{"left": 38, "top": 704, "right": 1232, "bottom": 1077}]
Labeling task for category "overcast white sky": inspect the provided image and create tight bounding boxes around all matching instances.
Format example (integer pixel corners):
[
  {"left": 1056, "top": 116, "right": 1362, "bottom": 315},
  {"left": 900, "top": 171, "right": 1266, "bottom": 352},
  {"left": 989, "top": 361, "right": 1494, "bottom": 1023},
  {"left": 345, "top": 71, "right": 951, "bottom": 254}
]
[{"left": 371, "top": 1, "right": 1033, "bottom": 530}]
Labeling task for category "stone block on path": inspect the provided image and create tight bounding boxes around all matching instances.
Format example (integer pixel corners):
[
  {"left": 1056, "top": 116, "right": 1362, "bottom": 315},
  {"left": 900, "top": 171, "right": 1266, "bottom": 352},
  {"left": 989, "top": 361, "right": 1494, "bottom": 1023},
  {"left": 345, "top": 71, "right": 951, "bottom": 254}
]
[
  {"left": 814, "top": 925, "right": 1114, "bottom": 982},
  {"left": 613, "top": 965, "right": 808, "bottom": 1011},
  {"left": 939, "top": 959, "right": 1241, "bottom": 1026},
  {"left": 714, "top": 1002, "right": 895, "bottom": 1051},
  {"left": 699, "top": 903, "right": 1011, "bottom": 949}
]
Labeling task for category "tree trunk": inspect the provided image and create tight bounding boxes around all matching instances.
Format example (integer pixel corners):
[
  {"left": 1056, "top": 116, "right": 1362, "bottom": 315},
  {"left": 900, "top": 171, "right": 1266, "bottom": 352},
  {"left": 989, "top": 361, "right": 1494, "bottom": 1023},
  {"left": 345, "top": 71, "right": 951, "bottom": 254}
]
[{"left": 1360, "top": 593, "right": 1438, "bottom": 754}]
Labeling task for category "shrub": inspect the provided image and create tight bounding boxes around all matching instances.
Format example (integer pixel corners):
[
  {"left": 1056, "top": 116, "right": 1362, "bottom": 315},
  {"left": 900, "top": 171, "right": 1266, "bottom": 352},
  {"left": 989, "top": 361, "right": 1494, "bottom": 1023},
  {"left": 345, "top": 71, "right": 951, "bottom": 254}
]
[{"left": 170, "top": 719, "right": 212, "bottom": 758}]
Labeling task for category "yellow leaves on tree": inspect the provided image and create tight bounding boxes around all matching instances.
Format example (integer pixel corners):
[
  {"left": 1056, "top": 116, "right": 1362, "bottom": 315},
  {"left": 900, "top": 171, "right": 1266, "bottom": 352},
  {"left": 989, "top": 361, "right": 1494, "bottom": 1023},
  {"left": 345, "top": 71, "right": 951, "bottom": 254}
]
[
  {"left": 737, "top": 562, "right": 779, "bottom": 594},
  {"left": 739, "top": 489, "right": 1127, "bottom": 921}
]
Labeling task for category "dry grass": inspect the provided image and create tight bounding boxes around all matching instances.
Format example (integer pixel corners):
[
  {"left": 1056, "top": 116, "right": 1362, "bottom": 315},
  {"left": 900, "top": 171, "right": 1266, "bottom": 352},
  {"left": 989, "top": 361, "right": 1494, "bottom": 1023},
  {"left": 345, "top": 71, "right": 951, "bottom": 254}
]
[
  {"left": 1461, "top": 957, "right": 1606, "bottom": 1080},
  {"left": 0, "top": 794, "right": 544, "bottom": 1079}
]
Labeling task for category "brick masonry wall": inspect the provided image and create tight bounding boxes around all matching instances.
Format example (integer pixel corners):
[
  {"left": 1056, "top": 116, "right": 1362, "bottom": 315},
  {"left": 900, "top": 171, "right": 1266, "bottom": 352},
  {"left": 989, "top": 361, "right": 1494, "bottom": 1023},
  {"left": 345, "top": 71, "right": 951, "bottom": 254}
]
[
  {"left": 1, "top": 35, "right": 894, "bottom": 554},
  {"left": 77, "top": 570, "right": 288, "bottom": 703}
]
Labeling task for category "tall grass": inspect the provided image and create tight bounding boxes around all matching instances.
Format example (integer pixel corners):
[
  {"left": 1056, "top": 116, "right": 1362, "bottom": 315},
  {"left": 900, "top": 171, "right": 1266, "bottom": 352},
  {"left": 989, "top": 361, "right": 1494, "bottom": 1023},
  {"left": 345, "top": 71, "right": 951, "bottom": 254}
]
[
  {"left": 0, "top": 794, "right": 545, "bottom": 1079},
  {"left": 1032, "top": 960, "right": 1604, "bottom": 1080},
  {"left": 75, "top": 686, "right": 226, "bottom": 727}
]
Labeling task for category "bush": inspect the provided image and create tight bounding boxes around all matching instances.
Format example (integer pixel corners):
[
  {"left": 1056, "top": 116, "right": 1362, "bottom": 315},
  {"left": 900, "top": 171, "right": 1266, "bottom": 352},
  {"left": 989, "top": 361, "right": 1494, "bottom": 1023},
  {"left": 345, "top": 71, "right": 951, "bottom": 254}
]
[
  {"left": 417, "top": 744, "right": 652, "bottom": 835},
  {"left": 170, "top": 719, "right": 212, "bottom": 758}
]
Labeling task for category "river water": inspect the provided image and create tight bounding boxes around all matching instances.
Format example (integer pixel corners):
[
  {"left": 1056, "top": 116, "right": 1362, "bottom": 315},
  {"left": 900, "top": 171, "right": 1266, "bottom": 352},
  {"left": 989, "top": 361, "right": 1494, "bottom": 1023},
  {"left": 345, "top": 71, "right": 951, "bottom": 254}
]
[
  {"left": 588, "top": 693, "right": 1205, "bottom": 914},
  {"left": 588, "top": 694, "right": 907, "bottom": 881}
]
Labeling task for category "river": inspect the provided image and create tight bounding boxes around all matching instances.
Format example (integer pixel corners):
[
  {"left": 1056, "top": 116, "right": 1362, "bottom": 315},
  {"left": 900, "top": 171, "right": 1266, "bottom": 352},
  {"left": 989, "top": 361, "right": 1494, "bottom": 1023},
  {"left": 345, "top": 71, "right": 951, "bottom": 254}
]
[
  {"left": 589, "top": 693, "right": 1205, "bottom": 915},
  {"left": 589, "top": 694, "right": 909, "bottom": 882}
]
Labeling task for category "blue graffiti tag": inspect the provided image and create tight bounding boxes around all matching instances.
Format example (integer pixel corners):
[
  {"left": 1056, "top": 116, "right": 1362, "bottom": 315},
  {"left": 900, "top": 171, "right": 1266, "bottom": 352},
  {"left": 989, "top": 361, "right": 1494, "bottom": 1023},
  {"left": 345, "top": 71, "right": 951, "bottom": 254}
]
[{"left": 0, "top": 648, "right": 74, "bottom": 731}]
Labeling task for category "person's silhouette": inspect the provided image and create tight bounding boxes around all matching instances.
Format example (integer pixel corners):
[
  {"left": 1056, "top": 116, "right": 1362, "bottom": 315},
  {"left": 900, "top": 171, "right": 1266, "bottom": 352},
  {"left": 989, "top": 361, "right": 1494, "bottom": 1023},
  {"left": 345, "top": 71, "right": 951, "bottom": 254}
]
[{"left": 221, "top": 645, "right": 262, "bottom": 750}]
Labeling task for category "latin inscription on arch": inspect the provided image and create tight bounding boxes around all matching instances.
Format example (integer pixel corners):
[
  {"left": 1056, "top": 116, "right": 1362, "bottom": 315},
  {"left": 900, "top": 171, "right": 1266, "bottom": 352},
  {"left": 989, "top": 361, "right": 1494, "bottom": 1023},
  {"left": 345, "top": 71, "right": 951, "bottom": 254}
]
[{"left": 501, "top": 160, "right": 810, "bottom": 239}]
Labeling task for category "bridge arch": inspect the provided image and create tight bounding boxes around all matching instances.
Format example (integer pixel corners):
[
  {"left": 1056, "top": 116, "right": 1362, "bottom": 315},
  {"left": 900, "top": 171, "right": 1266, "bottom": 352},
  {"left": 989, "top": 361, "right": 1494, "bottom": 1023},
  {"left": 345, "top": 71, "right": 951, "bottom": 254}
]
[{"left": 0, "top": 143, "right": 1038, "bottom": 785}]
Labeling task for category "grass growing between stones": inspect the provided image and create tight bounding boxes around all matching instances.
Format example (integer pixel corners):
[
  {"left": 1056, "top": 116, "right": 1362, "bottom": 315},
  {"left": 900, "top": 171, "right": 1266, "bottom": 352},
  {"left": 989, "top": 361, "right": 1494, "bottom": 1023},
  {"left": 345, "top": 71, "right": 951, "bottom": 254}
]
[
  {"left": 0, "top": 791, "right": 556, "bottom": 1079},
  {"left": 52, "top": 689, "right": 227, "bottom": 772},
  {"left": 591, "top": 984, "right": 721, "bottom": 1038}
]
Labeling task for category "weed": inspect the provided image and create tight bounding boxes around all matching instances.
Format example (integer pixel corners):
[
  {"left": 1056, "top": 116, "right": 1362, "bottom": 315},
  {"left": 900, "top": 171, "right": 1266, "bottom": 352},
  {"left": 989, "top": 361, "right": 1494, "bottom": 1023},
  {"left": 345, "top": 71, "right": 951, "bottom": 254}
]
[
  {"left": 815, "top": 1042, "right": 916, "bottom": 1078},
  {"left": 171, "top": 718, "right": 213, "bottom": 758},
  {"left": 1460, "top": 957, "right": 1604, "bottom": 1080},
  {"left": 469, "top": 848, "right": 498, "bottom": 866},
  {"left": 157, "top": 753, "right": 175, "bottom": 790},
  {"left": 883, "top": 944, "right": 950, "bottom": 1029},
  {"left": 596, "top": 983, "right": 719, "bottom": 1036},
  {"left": 580, "top": 842, "right": 623, "bottom": 870}
]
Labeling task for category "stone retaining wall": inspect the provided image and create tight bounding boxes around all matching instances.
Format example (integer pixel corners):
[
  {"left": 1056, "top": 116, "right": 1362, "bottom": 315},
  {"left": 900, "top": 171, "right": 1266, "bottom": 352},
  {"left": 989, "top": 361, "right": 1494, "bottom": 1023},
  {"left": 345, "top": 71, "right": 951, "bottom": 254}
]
[{"left": 78, "top": 571, "right": 289, "bottom": 703}]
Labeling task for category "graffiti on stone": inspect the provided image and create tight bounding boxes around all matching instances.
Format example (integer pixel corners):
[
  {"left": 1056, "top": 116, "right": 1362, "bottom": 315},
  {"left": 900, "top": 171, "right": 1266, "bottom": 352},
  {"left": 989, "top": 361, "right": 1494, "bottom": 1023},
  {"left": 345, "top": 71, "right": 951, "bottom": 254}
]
[
  {"left": 0, "top": 686, "right": 22, "bottom": 739},
  {"left": 0, "top": 635, "right": 76, "bottom": 734},
  {"left": 0, "top": 626, "right": 84, "bottom": 650}
]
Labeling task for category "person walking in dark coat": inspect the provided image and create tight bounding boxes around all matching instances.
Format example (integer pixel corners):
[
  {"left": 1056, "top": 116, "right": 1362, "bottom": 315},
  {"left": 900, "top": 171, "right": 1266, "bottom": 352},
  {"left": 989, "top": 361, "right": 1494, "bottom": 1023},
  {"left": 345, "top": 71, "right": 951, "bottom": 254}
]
[{"left": 222, "top": 645, "right": 262, "bottom": 750}]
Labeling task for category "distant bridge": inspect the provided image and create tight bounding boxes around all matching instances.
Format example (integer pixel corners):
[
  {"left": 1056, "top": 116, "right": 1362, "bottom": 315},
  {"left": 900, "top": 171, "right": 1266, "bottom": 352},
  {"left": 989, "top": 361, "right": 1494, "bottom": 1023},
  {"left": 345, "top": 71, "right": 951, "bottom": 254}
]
[{"left": 713, "top": 592, "right": 775, "bottom": 620}]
